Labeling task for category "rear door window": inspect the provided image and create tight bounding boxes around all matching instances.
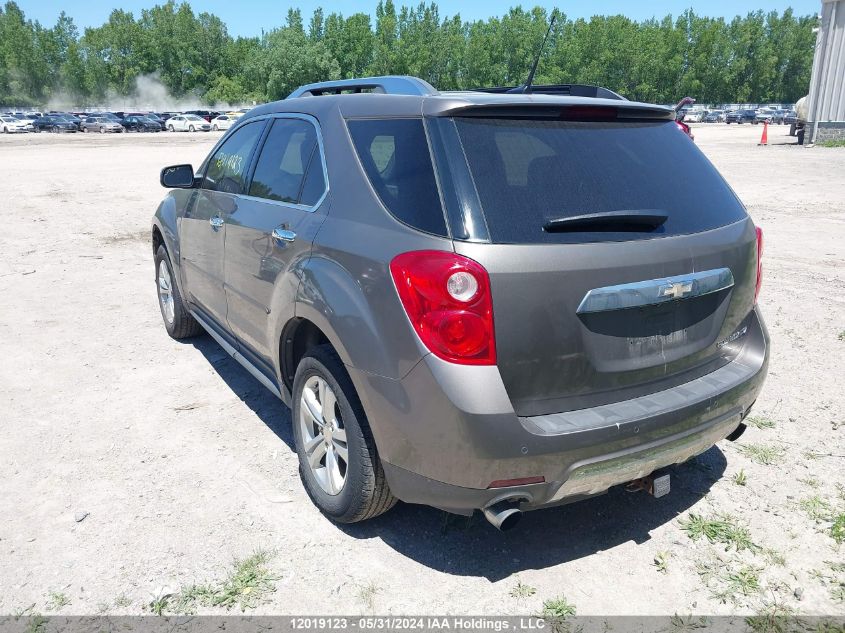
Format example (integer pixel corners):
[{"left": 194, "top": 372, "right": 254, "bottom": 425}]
[
  {"left": 452, "top": 117, "right": 747, "bottom": 244},
  {"left": 347, "top": 119, "right": 447, "bottom": 237}
]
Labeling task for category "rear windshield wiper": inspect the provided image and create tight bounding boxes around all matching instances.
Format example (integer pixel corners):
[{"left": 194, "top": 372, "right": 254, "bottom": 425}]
[{"left": 543, "top": 210, "right": 669, "bottom": 233}]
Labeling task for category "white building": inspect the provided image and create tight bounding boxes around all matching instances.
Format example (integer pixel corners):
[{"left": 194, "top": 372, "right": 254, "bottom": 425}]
[{"left": 806, "top": 0, "right": 845, "bottom": 143}]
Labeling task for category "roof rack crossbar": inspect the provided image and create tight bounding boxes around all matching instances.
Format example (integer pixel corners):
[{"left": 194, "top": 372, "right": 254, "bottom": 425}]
[{"left": 288, "top": 76, "right": 439, "bottom": 99}]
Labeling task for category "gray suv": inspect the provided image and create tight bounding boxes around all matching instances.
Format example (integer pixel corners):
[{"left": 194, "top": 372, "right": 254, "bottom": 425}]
[{"left": 152, "top": 76, "right": 769, "bottom": 530}]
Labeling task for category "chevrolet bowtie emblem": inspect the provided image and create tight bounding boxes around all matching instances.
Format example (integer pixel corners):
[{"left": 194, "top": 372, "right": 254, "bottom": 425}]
[{"left": 661, "top": 281, "right": 693, "bottom": 299}]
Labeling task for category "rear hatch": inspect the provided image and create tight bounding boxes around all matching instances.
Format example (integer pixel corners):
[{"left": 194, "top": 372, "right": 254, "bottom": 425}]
[{"left": 432, "top": 111, "right": 758, "bottom": 417}]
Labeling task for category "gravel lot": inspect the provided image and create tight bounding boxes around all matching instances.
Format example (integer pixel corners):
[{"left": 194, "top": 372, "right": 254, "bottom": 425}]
[{"left": 1, "top": 123, "right": 843, "bottom": 617}]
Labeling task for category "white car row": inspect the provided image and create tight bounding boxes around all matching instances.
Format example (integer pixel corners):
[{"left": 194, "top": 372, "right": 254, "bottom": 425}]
[{"left": 1, "top": 115, "right": 35, "bottom": 133}]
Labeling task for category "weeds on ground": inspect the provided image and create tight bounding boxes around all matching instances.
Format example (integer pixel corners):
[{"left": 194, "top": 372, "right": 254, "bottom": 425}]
[
  {"left": 509, "top": 579, "right": 537, "bottom": 599},
  {"left": 696, "top": 559, "right": 762, "bottom": 605},
  {"left": 738, "top": 443, "right": 786, "bottom": 465},
  {"left": 357, "top": 581, "right": 381, "bottom": 612},
  {"left": 113, "top": 594, "right": 132, "bottom": 609},
  {"left": 152, "top": 549, "right": 278, "bottom": 615},
  {"left": 733, "top": 470, "right": 748, "bottom": 486},
  {"left": 542, "top": 596, "right": 576, "bottom": 618},
  {"left": 798, "top": 477, "right": 820, "bottom": 488},
  {"left": 745, "top": 600, "right": 795, "bottom": 633},
  {"left": 831, "top": 513, "right": 845, "bottom": 544},
  {"left": 669, "top": 615, "right": 710, "bottom": 631},
  {"left": 45, "top": 591, "right": 70, "bottom": 611},
  {"left": 838, "top": 330, "right": 845, "bottom": 341},
  {"left": 810, "top": 562, "right": 845, "bottom": 604},
  {"left": 799, "top": 495, "right": 833, "bottom": 521},
  {"left": 679, "top": 513, "right": 759, "bottom": 551},
  {"left": 653, "top": 551, "right": 670, "bottom": 574},
  {"left": 746, "top": 416, "right": 776, "bottom": 430},
  {"left": 818, "top": 140, "right": 845, "bottom": 148},
  {"left": 762, "top": 548, "right": 786, "bottom": 567}
]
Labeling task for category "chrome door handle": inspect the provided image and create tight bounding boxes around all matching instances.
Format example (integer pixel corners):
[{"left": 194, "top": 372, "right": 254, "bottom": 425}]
[
  {"left": 209, "top": 215, "right": 224, "bottom": 229},
  {"left": 272, "top": 228, "right": 297, "bottom": 244}
]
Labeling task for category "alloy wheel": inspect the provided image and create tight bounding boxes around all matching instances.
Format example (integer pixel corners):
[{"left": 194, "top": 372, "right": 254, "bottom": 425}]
[
  {"left": 157, "top": 260, "right": 175, "bottom": 325},
  {"left": 299, "top": 376, "right": 348, "bottom": 496}
]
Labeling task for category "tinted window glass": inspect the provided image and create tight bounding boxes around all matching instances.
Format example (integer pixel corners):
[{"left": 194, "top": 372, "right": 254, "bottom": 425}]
[
  {"left": 202, "top": 121, "right": 264, "bottom": 195},
  {"left": 347, "top": 119, "right": 447, "bottom": 237},
  {"left": 299, "top": 149, "right": 326, "bottom": 206},
  {"left": 453, "top": 117, "right": 747, "bottom": 244},
  {"left": 248, "top": 118, "right": 320, "bottom": 204}
]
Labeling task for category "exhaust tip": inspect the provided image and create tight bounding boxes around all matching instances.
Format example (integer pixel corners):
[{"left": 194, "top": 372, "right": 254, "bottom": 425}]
[{"left": 482, "top": 503, "right": 523, "bottom": 531}]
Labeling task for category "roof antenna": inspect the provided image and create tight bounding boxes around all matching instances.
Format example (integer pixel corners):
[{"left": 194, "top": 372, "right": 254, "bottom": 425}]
[{"left": 509, "top": 11, "right": 558, "bottom": 94}]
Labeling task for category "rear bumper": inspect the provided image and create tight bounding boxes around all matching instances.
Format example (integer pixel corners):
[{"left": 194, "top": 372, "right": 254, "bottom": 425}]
[{"left": 351, "top": 308, "right": 769, "bottom": 515}]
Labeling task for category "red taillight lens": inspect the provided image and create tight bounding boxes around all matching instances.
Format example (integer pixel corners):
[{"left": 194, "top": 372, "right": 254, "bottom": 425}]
[
  {"left": 754, "top": 226, "right": 763, "bottom": 303},
  {"left": 390, "top": 250, "right": 496, "bottom": 365}
]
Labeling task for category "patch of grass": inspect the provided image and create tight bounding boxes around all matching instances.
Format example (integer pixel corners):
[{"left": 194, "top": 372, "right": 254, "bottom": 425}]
[
  {"left": 25, "top": 615, "right": 47, "bottom": 633},
  {"left": 669, "top": 615, "right": 710, "bottom": 632},
  {"left": 45, "top": 591, "right": 70, "bottom": 611},
  {"left": 696, "top": 559, "right": 762, "bottom": 605},
  {"left": 745, "top": 602, "right": 795, "bottom": 633},
  {"left": 818, "top": 139, "right": 845, "bottom": 148},
  {"left": 763, "top": 548, "right": 786, "bottom": 567},
  {"left": 148, "top": 592, "right": 170, "bottom": 616},
  {"left": 113, "top": 594, "right": 132, "bottom": 609},
  {"left": 151, "top": 549, "right": 278, "bottom": 615},
  {"left": 723, "top": 565, "right": 761, "bottom": 597},
  {"left": 542, "top": 596, "right": 577, "bottom": 618},
  {"left": 733, "top": 469, "right": 748, "bottom": 486},
  {"left": 679, "top": 513, "right": 759, "bottom": 552},
  {"left": 838, "top": 330, "right": 845, "bottom": 342},
  {"left": 831, "top": 513, "right": 845, "bottom": 544},
  {"left": 509, "top": 579, "right": 537, "bottom": 599},
  {"left": 653, "top": 551, "right": 670, "bottom": 574},
  {"left": 799, "top": 495, "right": 833, "bottom": 521},
  {"left": 746, "top": 416, "right": 776, "bottom": 430},
  {"left": 798, "top": 476, "right": 820, "bottom": 488},
  {"left": 357, "top": 581, "right": 381, "bottom": 612},
  {"left": 738, "top": 443, "right": 786, "bottom": 465},
  {"left": 802, "top": 449, "right": 825, "bottom": 461}
]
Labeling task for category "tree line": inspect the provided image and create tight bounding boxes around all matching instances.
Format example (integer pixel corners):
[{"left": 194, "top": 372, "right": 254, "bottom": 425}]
[{"left": 0, "top": 0, "right": 817, "bottom": 108}]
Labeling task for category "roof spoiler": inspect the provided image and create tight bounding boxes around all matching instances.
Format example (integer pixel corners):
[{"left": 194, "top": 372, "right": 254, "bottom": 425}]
[{"left": 472, "top": 84, "right": 626, "bottom": 100}]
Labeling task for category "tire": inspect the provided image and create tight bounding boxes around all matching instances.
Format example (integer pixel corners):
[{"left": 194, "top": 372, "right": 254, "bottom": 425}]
[
  {"left": 789, "top": 123, "right": 796, "bottom": 136},
  {"left": 212, "top": 124, "right": 218, "bottom": 131},
  {"left": 2, "top": 126, "right": 7, "bottom": 133},
  {"left": 154, "top": 245, "right": 203, "bottom": 340},
  {"left": 168, "top": 124, "right": 174, "bottom": 132},
  {"left": 797, "top": 127, "right": 805, "bottom": 145},
  {"left": 292, "top": 344, "right": 397, "bottom": 523},
  {"left": 188, "top": 125, "right": 195, "bottom": 132},
  {"left": 100, "top": 127, "right": 105, "bottom": 134},
  {"left": 52, "top": 126, "right": 59, "bottom": 133}
]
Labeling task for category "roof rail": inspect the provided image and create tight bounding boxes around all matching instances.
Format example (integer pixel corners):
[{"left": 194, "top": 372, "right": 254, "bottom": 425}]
[
  {"left": 288, "top": 76, "right": 439, "bottom": 99},
  {"left": 471, "top": 84, "right": 626, "bottom": 101}
]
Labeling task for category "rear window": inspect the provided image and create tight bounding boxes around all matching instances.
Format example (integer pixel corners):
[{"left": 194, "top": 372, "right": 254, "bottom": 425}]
[
  {"left": 453, "top": 118, "right": 747, "bottom": 244},
  {"left": 347, "top": 119, "right": 447, "bottom": 237}
]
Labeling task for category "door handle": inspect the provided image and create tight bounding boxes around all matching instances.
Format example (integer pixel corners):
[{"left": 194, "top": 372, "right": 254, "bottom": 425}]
[
  {"left": 209, "top": 215, "right": 224, "bottom": 229},
  {"left": 272, "top": 228, "right": 297, "bottom": 244}
]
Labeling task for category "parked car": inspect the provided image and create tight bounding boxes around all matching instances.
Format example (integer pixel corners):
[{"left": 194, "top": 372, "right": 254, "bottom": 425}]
[
  {"left": 183, "top": 109, "right": 218, "bottom": 122},
  {"left": 166, "top": 114, "right": 211, "bottom": 132},
  {"left": 33, "top": 115, "right": 77, "bottom": 133},
  {"left": 80, "top": 116, "right": 125, "bottom": 133},
  {"left": 683, "top": 110, "right": 705, "bottom": 122},
  {"left": 755, "top": 109, "right": 775, "bottom": 124},
  {"left": 12, "top": 113, "right": 37, "bottom": 126},
  {"left": 120, "top": 115, "right": 161, "bottom": 132},
  {"left": 726, "top": 109, "right": 758, "bottom": 124},
  {"left": 210, "top": 114, "right": 238, "bottom": 131},
  {"left": 703, "top": 110, "right": 724, "bottom": 122},
  {"left": 1, "top": 114, "right": 30, "bottom": 133},
  {"left": 152, "top": 75, "right": 769, "bottom": 529}
]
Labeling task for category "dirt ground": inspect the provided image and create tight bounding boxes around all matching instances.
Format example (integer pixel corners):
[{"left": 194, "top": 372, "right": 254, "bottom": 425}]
[{"left": 1, "top": 123, "right": 843, "bottom": 618}]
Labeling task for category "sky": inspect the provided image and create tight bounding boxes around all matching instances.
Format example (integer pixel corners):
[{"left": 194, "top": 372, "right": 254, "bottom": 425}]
[{"left": 19, "top": 0, "right": 822, "bottom": 37}]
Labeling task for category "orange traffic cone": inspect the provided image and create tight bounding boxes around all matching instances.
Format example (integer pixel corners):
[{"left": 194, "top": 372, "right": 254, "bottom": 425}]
[{"left": 758, "top": 121, "right": 768, "bottom": 146}]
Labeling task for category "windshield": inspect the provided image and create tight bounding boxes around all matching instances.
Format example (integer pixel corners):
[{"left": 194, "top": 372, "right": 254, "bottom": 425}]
[
  {"left": 450, "top": 117, "right": 747, "bottom": 244},
  {"left": 185, "top": 115, "right": 203, "bottom": 121}
]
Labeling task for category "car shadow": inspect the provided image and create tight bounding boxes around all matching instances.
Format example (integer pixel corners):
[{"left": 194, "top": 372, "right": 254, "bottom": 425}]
[{"left": 189, "top": 334, "right": 727, "bottom": 581}]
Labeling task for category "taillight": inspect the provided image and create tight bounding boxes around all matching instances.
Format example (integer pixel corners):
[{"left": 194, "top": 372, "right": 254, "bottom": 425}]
[
  {"left": 390, "top": 250, "right": 496, "bottom": 365},
  {"left": 754, "top": 226, "right": 764, "bottom": 303}
]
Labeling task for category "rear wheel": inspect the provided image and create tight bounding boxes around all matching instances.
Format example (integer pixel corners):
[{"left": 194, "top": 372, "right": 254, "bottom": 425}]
[
  {"left": 52, "top": 125, "right": 59, "bottom": 133},
  {"left": 292, "top": 345, "right": 396, "bottom": 523},
  {"left": 188, "top": 124, "right": 195, "bottom": 132},
  {"left": 154, "top": 245, "right": 203, "bottom": 340},
  {"left": 167, "top": 124, "right": 174, "bottom": 132},
  {"left": 212, "top": 124, "right": 218, "bottom": 131}
]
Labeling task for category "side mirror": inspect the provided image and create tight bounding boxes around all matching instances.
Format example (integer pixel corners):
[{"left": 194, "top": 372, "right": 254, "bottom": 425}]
[{"left": 160, "top": 164, "right": 195, "bottom": 189}]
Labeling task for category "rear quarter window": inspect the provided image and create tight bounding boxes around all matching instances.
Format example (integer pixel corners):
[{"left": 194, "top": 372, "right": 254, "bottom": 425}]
[
  {"left": 347, "top": 118, "right": 448, "bottom": 237},
  {"left": 453, "top": 117, "right": 747, "bottom": 244}
]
